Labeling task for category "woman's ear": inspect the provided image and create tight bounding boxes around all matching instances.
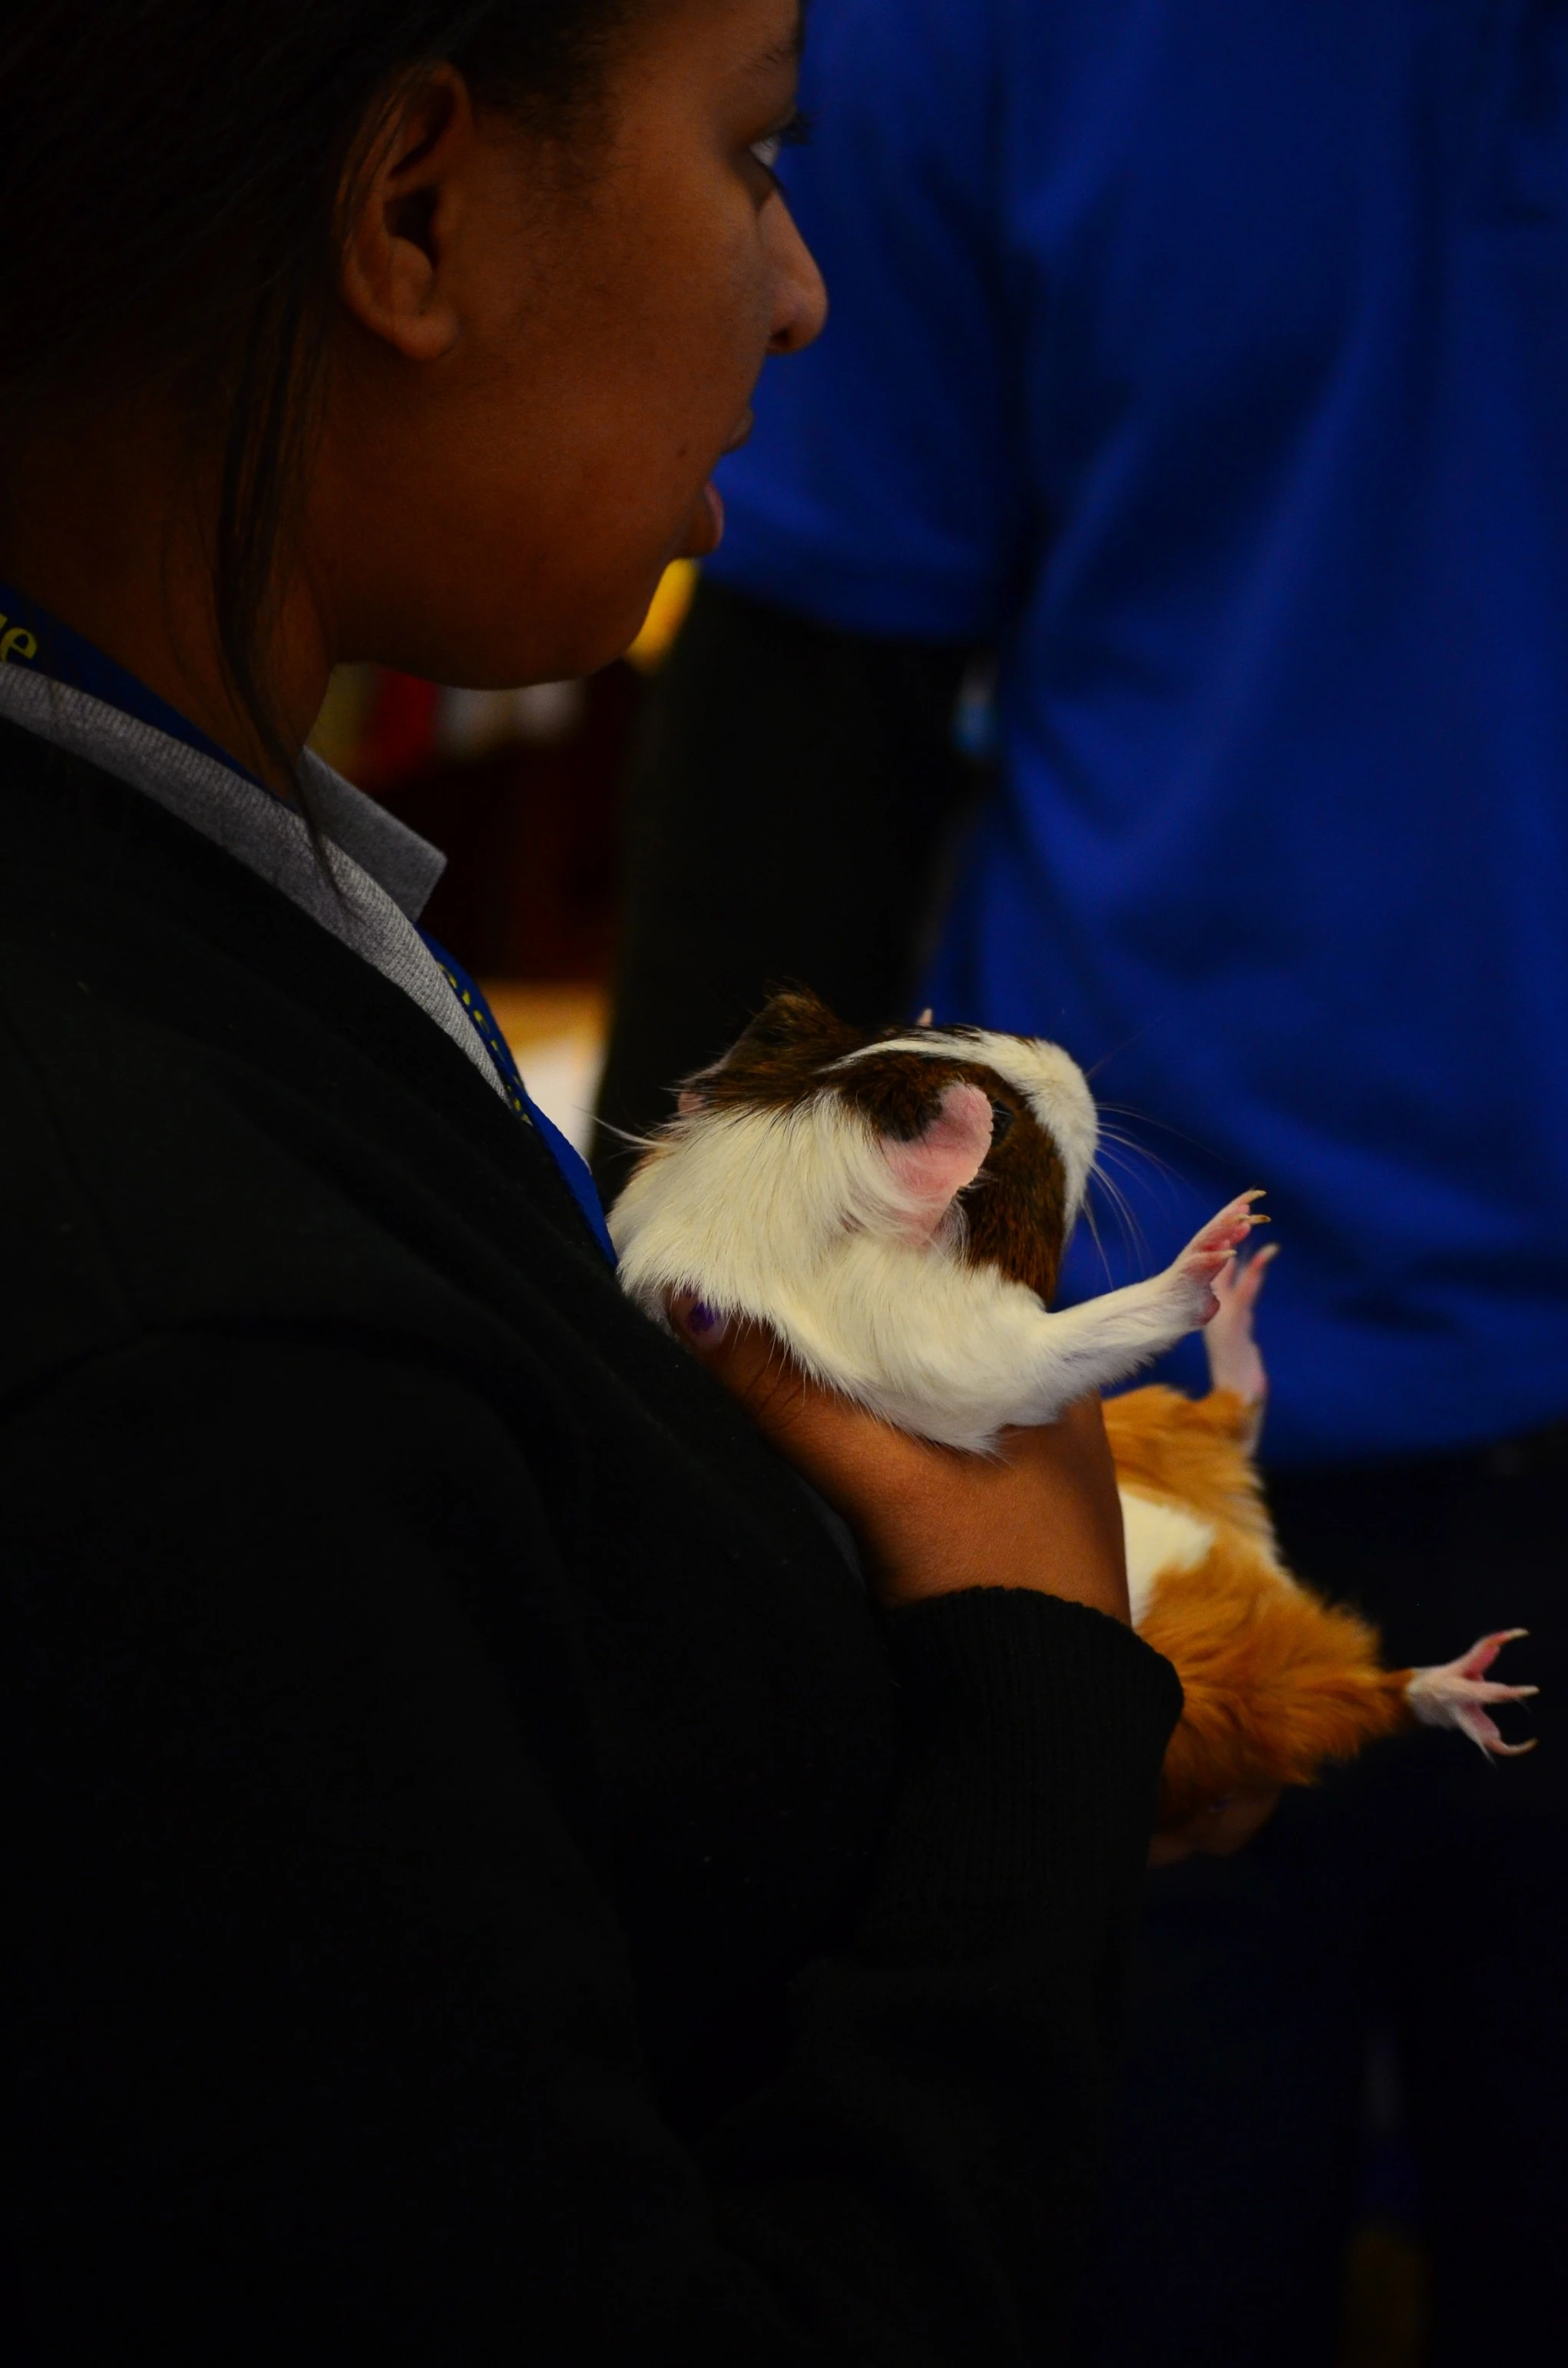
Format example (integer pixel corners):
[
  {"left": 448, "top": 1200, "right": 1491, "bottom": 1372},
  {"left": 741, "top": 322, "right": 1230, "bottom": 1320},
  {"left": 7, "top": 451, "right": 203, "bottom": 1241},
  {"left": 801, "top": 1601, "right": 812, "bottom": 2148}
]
[{"left": 339, "top": 65, "right": 476, "bottom": 363}]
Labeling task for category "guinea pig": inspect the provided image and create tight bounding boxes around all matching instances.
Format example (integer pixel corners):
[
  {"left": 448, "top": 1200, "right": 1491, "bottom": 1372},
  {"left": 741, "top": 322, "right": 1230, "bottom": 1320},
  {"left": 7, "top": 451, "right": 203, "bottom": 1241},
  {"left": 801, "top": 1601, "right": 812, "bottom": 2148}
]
[
  {"left": 611, "top": 990, "right": 1537, "bottom": 1823},
  {"left": 610, "top": 988, "right": 1265, "bottom": 1453}
]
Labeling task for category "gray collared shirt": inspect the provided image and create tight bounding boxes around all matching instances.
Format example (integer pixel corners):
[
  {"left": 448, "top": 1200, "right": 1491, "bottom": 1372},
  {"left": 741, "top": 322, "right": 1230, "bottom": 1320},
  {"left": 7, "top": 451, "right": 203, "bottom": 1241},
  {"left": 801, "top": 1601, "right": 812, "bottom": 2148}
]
[{"left": 0, "top": 661, "right": 507, "bottom": 1098}]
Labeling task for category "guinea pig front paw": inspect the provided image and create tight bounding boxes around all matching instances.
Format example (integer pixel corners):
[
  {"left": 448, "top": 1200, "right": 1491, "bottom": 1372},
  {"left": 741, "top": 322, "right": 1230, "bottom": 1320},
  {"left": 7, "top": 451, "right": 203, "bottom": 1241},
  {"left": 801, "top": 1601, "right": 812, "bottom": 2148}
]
[{"left": 1167, "top": 1192, "right": 1269, "bottom": 1323}]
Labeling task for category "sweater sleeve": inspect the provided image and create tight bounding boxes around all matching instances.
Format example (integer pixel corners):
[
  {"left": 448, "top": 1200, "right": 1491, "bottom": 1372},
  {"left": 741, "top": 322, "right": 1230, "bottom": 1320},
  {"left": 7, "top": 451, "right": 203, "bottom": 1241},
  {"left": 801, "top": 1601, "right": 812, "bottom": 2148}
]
[{"left": 2, "top": 1332, "right": 1179, "bottom": 2366}]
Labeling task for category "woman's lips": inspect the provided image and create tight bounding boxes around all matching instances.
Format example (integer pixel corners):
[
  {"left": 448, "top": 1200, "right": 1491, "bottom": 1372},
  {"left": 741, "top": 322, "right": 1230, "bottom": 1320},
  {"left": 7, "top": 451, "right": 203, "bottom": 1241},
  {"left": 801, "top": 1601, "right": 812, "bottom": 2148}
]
[
  {"left": 682, "top": 479, "right": 726, "bottom": 559},
  {"left": 678, "top": 409, "right": 749, "bottom": 560}
]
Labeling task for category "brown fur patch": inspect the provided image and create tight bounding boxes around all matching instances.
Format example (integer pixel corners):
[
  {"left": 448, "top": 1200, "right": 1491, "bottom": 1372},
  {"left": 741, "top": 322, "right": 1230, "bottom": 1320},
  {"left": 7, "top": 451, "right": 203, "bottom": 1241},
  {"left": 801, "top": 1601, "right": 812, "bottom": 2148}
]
[
  {"left": 952, "top": 1084, "right": 1068, "bottom": 1305},
  {"left": 691, "top": 989, "right": 865, "bottom": 1111}
]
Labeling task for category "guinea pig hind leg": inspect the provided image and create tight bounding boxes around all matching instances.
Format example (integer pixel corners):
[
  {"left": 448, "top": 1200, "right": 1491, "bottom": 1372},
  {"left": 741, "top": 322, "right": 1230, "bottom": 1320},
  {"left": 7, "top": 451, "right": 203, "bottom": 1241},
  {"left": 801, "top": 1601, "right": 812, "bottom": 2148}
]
[
  {"left": 1404, "top": 1630, "right": 1540, "bottom": 1757},
  {"left": 1203, "top": 1241, "right": 1279, "bottom": 1408}
]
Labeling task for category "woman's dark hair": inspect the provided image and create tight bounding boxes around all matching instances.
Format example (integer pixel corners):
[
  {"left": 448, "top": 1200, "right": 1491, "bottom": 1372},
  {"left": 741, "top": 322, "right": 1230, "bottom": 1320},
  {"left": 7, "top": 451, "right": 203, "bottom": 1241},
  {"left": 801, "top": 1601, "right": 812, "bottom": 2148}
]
[{"left": 0, "top": 3, "right": 633, "bottom": 780}]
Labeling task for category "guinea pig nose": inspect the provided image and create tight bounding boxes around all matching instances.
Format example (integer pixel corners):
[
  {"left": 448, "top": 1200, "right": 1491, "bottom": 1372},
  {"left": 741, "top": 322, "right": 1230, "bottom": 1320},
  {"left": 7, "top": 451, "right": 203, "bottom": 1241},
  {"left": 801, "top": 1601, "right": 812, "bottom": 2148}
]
[{"left": 990, "top": 1101, "right": 1015, "bottom": 1142}]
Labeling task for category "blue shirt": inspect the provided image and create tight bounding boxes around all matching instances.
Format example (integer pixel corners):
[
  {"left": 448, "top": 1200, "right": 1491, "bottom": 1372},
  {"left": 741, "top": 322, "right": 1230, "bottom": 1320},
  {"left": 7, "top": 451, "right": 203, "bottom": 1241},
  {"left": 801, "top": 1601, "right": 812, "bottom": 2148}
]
[{"left": 711, "top": 0, "right": 1568, "bottom": 1466}]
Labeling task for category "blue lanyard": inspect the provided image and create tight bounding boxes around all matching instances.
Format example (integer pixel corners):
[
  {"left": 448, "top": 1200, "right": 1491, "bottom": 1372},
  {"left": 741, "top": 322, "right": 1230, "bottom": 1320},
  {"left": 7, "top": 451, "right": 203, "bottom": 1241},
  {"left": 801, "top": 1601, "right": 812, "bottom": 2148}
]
[
  {"left": 421, "top": 934, "right": 617, "bottom": 1263},
  {"left": 0, "top": 575, "right": 617, "bottom": 1265},
  {"left": 0, "top": 576, "right": 264, "bottom": 780}
]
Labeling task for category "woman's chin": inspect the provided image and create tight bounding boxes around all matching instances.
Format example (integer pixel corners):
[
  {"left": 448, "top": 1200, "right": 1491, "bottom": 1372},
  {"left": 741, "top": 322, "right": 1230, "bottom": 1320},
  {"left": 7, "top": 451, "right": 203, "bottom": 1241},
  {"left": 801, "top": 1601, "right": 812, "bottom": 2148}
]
[
  {"left": 568, "top": 497, "right": 723, "bottom": 667},
  {"left": 426, "top": 509, "right": 724, "bottom": 683}
]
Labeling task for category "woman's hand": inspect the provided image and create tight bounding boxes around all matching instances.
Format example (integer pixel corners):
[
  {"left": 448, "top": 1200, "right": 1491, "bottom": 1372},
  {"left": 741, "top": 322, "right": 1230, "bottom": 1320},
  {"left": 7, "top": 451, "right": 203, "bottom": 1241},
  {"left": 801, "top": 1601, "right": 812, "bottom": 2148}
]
[
  {"left": 672, "top": 1300, "right": 1130, "bottom": 1622},
  {"left": 673, "top": 1303, "right": 1285, "bottom": 1864}
]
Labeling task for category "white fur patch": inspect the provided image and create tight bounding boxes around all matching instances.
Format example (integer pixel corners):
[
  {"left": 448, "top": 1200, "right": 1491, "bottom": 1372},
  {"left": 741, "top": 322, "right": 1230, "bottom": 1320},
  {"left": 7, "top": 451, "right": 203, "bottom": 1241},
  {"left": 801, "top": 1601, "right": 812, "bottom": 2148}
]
[{"left": 1118, "top": 1485, "right": 1216, "bottom": 1628}]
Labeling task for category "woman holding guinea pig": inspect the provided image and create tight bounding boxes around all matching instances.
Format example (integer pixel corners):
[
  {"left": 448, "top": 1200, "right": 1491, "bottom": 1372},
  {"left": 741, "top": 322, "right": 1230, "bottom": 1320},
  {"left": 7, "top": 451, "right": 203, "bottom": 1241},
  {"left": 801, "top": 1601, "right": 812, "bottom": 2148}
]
[{"left": 0, "top": 6, "right": 1239, "bottom": 2356}]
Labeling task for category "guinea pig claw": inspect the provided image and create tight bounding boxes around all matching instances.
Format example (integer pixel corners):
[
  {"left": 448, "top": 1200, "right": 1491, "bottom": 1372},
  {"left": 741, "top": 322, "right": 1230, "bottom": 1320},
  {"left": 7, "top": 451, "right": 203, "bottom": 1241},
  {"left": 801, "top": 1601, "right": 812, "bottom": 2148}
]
[
  {"left": 1406, "top": 1631, "right": 1540, "bottom": 1758},
  {"left": 1452, "top": 1628, "right": 1527, "bottom": 1677},
  {"left": 1174, "top": 1195, "right": 1270, "bottom": 1317}
]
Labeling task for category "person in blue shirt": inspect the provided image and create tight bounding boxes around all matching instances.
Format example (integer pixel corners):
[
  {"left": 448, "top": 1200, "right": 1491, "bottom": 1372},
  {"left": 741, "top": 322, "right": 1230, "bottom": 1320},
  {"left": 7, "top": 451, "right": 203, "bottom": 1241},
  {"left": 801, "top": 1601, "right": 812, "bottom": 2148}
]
[{"left": 594, "top": 4, "right": 1568, "bottom": 2360}]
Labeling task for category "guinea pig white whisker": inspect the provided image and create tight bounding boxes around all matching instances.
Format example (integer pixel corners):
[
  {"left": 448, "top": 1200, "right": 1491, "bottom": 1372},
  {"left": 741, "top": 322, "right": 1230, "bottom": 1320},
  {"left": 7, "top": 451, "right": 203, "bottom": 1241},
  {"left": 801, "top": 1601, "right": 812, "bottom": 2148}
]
[
  {"left": 1077, "top": 1194, "right": 1117, "bottom": 1289},
  {"left": 1093, "top": 1124, "right": 1176, "bottom": 1177},
  {"left": 1098, "top": 1169, "right": 1166, "bottom": 1271},
  {"left": 1080, "top": 1019, "right": 1162, "bottom": 1080},
  {"left": 1095, "top": 1101, "right": 1226, "bottom": 1166},
  {"left": 595, "top": 1121, "right": 661, "bottom": 1152},
  {"left": 1087, "top": 1167, "right": 1152, "bottom": 1271}
]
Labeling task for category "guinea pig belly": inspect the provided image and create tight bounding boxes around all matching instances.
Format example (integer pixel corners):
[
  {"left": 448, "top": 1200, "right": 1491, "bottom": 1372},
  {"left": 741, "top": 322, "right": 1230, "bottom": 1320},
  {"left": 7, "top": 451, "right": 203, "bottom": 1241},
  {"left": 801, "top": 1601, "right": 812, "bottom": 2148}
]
[{"left": 1119, "top": 1484, "right": 1216, "bottom": 1630}]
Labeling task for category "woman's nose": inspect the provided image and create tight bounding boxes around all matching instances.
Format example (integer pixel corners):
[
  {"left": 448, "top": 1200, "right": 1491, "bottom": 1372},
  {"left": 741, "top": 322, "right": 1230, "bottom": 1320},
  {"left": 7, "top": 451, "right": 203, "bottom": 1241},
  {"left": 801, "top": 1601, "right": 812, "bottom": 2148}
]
[{"left": 766, "top": 200, "right": 828, "bottom": 356}]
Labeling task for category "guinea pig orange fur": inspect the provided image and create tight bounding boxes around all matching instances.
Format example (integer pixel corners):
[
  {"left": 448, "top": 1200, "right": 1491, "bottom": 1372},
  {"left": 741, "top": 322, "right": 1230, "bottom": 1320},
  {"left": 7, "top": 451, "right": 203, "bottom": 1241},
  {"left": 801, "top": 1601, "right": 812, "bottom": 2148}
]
[
  {"left": 1107, "top": 1373, "right": 1537, "bottom": 1825},
  {"left": 1110, "top": 1384, "right": 1411, "bottom": 1827}
]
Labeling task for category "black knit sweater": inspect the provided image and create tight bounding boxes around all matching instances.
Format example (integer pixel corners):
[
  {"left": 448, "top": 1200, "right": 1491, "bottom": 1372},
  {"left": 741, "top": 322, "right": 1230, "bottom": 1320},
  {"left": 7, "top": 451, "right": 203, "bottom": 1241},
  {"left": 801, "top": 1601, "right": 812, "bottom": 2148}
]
[{"left": 0, "top": 719, "right": 1180, "bottom": 2363}]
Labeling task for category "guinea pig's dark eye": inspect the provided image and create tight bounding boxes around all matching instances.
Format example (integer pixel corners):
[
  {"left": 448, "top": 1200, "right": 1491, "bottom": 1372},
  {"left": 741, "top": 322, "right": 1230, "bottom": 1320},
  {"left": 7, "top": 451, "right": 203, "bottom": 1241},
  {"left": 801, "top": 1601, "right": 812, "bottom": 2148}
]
[{"left": 989, "top": 1101, "right": 1015, "bottom": 1143}]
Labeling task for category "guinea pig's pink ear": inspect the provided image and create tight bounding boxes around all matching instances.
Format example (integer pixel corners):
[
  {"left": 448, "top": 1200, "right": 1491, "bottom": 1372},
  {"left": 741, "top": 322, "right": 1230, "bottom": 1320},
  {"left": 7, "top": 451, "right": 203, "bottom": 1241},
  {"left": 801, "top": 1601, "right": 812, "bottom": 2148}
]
[
  {"left": 677, "top": 1089, "right": 706, "bottom": 1116},
  {"left": 880, "top": 1081, "right": 993, "bottom": 1244}
]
